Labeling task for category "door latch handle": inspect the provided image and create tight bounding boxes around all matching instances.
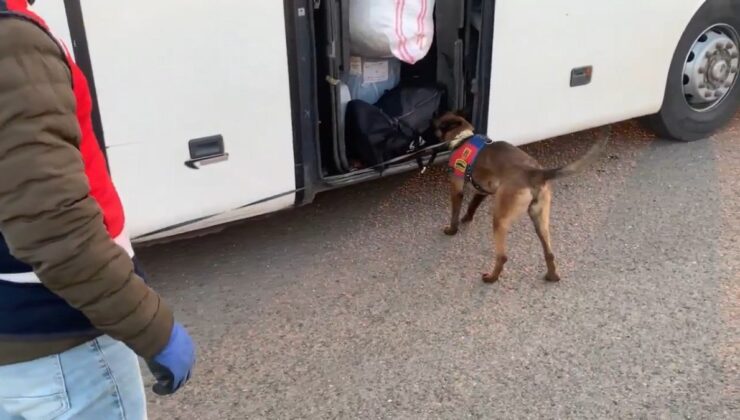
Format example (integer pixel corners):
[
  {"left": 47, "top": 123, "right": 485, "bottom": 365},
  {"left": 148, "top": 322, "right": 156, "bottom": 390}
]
[{"left": 184, "top": 134, "right": 228, "bottom": 169}]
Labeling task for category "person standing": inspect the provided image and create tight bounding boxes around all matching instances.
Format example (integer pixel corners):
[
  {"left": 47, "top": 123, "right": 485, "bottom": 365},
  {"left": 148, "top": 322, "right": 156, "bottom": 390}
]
[{"left": 0, "top": 1, "right": 195, "bottom": 418}]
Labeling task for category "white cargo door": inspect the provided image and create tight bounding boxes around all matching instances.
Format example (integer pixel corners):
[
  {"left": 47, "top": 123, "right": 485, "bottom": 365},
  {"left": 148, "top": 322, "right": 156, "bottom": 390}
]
[
  {"left": 487, "top": 0, "right": 705, "bottom": 145},
  {"left": 76, "top": 1, "right": 296, "bottom": 238}
]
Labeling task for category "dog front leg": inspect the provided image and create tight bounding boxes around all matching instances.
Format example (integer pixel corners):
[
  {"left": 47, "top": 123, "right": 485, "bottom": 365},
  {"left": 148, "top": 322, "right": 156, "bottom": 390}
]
[
  {"left": 461, "top": 194, "right": 487, "bottom": 223},
  {"left": 444, "top": 177, "right": 465, "bottom": 235}
]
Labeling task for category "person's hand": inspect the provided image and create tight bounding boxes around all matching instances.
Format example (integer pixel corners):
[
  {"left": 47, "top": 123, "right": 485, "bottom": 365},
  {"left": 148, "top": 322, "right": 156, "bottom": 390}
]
[{"left": 145, "top": 322, "right": 196, "bottom": 395}]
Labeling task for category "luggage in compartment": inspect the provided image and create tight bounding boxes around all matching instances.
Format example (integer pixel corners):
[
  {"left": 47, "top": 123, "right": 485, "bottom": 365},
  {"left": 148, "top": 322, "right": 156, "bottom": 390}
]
[
  {"left": 344, "top": 56, "right": 402, "bottom": 105},
  {"left": 345, "top": 85, "right": 444, "bottom": 170}
]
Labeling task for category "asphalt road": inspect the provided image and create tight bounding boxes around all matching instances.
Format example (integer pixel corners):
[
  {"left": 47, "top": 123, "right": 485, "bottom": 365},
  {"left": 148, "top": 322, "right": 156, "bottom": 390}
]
[{"left": 139, "top": 115, "right": 739, "bottom": 419}]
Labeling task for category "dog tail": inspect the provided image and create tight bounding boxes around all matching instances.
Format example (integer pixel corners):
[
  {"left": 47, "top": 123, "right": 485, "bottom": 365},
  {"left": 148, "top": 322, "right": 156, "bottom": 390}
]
[{"left": 533, "top": 133, "right": 609, "bottom": 183}]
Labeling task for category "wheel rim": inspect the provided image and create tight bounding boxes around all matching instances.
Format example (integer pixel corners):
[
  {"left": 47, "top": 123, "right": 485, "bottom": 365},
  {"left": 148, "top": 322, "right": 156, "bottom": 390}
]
[{"left": 682, "top": 24, "right": 739, "bottom": 112}]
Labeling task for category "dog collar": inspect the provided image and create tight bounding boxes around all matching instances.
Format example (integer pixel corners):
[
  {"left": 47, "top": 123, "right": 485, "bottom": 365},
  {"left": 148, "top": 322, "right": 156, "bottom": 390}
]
[{"left": 448, "top": 129, "right": 475, "bottom": 150}]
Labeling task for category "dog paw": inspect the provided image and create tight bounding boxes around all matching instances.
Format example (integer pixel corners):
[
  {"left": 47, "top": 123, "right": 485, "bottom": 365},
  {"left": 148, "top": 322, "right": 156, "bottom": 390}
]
[
  {"left": 460, "top": 215, "right": 473, "bottom": 224},
  {"left": 545, "top": 273, "right": 561, "bottom": 282},
  {"left": 444, "top": 226, "right": 459, "bottom": 236},
  {"left": 482, "top": 273, "right": 499, "bottom": 283}
]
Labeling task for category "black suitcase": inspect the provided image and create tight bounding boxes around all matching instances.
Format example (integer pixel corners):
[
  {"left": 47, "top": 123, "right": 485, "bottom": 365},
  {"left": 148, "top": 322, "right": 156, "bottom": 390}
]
[{"left": 346, "top": 85, "right": 444, "bottom": 169}]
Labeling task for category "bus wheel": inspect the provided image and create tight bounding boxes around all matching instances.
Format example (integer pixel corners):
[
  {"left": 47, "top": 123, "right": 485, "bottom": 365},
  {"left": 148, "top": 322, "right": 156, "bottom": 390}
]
[{"left": 643, "top": 0, "right": 740, "bottom": 142}]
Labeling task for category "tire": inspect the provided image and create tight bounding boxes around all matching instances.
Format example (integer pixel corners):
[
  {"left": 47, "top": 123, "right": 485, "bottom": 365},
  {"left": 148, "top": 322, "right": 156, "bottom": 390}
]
[{"left": 643, "top": 0, "right": 740, "bottom": 142}]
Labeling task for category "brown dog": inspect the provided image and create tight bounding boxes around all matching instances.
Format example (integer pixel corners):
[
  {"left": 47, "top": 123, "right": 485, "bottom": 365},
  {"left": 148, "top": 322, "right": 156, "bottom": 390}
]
[{"left": 434, "top": 112, "right": 608, "bottom": 283}]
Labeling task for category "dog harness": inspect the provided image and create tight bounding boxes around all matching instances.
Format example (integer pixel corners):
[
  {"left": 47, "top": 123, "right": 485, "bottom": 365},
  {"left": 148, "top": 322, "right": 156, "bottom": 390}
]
[{"left": 448, "top": 134, "right": 493, "bottom": 194}]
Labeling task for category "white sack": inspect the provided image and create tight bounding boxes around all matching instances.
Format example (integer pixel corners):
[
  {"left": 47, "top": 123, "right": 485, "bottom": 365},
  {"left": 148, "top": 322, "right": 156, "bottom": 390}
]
[{"left": 349, "top": 0, "right": 435, "bottom": 65}]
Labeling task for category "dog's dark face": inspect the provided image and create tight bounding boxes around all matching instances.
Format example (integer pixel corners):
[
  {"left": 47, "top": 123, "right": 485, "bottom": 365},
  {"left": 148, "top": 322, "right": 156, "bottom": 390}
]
[{"left": 434, "top": 112, "right": 475, "bottom": 143}]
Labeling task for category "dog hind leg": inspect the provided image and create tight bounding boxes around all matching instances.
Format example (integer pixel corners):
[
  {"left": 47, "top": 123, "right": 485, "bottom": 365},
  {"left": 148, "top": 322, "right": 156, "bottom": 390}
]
[
  {"left": 483, "top": 187, "right": 531, "bottom": 283},
  {"left": 528, "top": 186, "right": 560, "bottom": 282}
]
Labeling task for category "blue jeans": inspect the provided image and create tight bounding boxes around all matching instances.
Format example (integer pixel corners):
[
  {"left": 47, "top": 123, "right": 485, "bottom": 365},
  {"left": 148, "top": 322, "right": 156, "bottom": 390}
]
[{"left": 0, "top": 336, "right": 146, "bottom": 420}]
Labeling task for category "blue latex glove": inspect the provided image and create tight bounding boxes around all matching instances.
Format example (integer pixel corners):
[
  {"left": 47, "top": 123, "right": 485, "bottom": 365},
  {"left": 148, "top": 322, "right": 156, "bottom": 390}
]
[{"left": 146, "top": 322, "right": 196, "bottom": 395}]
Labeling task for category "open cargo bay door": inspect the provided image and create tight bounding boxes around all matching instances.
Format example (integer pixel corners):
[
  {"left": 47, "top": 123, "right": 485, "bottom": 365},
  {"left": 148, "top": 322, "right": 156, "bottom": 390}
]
[{"left": 323, "top": 0, "right": 480, "bottom": 179}]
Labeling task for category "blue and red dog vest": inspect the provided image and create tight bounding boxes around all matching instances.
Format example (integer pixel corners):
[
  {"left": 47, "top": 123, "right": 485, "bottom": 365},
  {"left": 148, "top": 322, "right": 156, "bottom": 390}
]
[
  {"left": 448, "top": 134, "right": 488, "bottom": 178},
  {"left": 448, "top": 134, "right": 492, "bottom": 194}
]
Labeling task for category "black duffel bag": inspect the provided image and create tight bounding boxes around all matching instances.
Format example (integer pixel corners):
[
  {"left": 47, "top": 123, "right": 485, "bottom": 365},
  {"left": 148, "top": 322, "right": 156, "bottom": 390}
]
[{"left": 346, "top": 85, "right": 444, "bottom": 170}]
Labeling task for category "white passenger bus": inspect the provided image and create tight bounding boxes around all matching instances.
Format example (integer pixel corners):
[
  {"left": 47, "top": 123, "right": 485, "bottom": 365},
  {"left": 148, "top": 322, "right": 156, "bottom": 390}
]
[{"left": 35, "top": 1, "right": 739, "bottom": 242}]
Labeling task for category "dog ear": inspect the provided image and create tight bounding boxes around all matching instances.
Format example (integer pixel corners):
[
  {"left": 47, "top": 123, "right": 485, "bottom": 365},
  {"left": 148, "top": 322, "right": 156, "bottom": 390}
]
[
  {"left": 436, "top": 111, "right": 462, "bottom": 124},
  {"left": 438, "top": 119, "right": 462, "bottom": 133},
  {"left": 453, "top": 109, "right": 467, "bottom": 118}
]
